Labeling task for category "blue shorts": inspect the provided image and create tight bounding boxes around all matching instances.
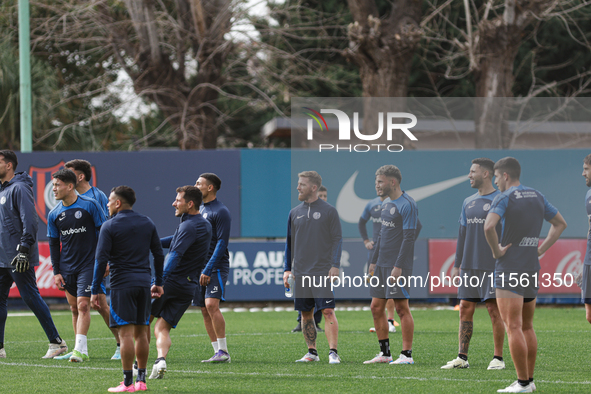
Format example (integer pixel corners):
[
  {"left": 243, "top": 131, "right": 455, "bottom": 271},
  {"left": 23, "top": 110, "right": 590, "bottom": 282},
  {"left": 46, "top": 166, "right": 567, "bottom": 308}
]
[
  {"left": 110, "top": 286, "right": 151, "bottom": 327},
  {"left": 151, "top": 280, "right": 194, "bottom": 328},
  {"left": 192, "top": 268, "right": 228, "bottom": 307},
  {"left": 458, "top": 269, "right": 496, "bottom": 303},
  {"left": 369, "top": 266, "right": 412, "bottom": 300},
  {"left": 494, "top": 271, "right": 539, "bottom": 299},
  {"left": 64, "top": 268, "right": 105, "bottom": 298}
]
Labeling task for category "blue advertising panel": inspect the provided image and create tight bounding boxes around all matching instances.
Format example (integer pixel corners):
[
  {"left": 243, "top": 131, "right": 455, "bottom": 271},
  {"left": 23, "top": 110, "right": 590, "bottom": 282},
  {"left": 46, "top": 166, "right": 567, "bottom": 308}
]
[
  {"left": 240, "top": 150, "right": 291, "bottom": 237},
  {"left": 224, "top": 239, "right": 428, "bottom": 301},
  {"left": 16, "top": 150, "right": 241, "bottom": 240},
  {"left": 291, "top": 149, "right": 589, "bottom": 239}
]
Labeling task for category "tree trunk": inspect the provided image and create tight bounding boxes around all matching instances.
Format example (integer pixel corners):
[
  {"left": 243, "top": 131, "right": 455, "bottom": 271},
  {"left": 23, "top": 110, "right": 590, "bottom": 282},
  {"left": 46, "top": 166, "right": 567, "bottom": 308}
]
[
  {"left": 345, "top": 0, "right": 422, "bottom": 146},
  {"left": 473, "top": 0, "right": 546, "bottom": 149}
]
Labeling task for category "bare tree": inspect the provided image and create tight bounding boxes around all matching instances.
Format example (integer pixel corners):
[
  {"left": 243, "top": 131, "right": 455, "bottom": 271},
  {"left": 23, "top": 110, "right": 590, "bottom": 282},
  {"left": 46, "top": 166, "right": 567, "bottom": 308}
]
[
  {"left": 424, "top": 0, "right": 591, "bottom": 148},
  {"left": 344, "top": 0, "right": 422, "bottom": 146}
]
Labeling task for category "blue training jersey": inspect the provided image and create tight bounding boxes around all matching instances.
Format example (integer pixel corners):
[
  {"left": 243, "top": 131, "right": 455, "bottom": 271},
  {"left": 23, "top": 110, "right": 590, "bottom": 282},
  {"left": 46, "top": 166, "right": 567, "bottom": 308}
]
[
  {"left": 359, "top": 197, "right": 383, "bottom": 242},
  {"left": 201, "top": 199, "right": 231, "bottom": 277},
  {"left": 47, "top": 195, "right": 107, "bottom": 275},
  {"left": 161, "top": 213, "right": 212, "bottom": 286},
  {"left": 584, "top": 189, "right": 591, "bottom": 266},
  {"left": 455, "top": 191, "right": 501, "bottom": 271},
  {"left": 489, "top": 185, "right": 558, "bottom": 273},
  {"left": 92, "top": 210, "right": 164, "bottom": 293},
  {"left": 81, "top": 186, "right": 109, "bottom": 216},
  {"left": 371, "top": 192, "right": 419, "bottom": 269},
  {"left": 284, "top": 198, "right": 343, "bottom": 276}
]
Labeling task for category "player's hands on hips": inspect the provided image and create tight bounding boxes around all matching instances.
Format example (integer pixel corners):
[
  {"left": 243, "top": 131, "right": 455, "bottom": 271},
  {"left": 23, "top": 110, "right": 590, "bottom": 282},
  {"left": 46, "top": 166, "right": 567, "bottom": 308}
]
[
  {"left": 151, "top": 285, "right": 164, "bottom": 298},
  {"left": 53, "top": 274, "right": 66, "bottom": 291},
  {"left": 364, "top": 239, "right": 374, "bottom": 250},
  {"left": 283, "top": 271, "right": 292, "bottom": 288},
  {"left": 200, "top": 274, "right": 211, "bottom": 286},
  {"left": 391, "top": 266, "right": 402, "bottom": 280},
  {"left": 493, "top": 243, "right": 511, "bottom": 259},
  {"left": 104, "top": 264, "right": 110, "bottom": 278},
  {"left": 90, "top": 294, "right": 100, "bottom": 309},
  {"left": 11, "top": 253, "right": 29, "bottom": 273},
  {"left": 451, "top": 267, "right": 460, "bottom": 279}
]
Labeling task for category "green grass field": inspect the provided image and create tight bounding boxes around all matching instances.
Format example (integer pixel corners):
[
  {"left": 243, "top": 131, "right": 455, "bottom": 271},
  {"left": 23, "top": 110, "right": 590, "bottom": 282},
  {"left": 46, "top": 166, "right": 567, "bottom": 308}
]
[{"left": 1, "top": 304, "right": 590, "bottom": 393}]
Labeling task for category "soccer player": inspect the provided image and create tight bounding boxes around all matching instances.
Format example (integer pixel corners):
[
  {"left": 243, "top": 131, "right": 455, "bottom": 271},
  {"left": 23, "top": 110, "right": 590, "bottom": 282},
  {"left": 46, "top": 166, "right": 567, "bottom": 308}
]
[
  {"left": 91, "top": 186, "right": 164, "bottom": 393},
  {"left": 484, "top": 157, "right": 566, "bottom": 393},
  {"left": 441, "top": 158, "right": 505, "bottom": 370},
  {"left": 193, "top": 173, "right": 233, "bottom": 363},
  {"left": 360, "top": 179, "right": 397, "bottom": 334},
  {"left": 581, "top": 154, "right": 591, "bottom": 325},
  {"left": 64, "top": 159, "right": 121, "bottom": 360},
  {"left": 364, "top": 165, "right": 418, "bottom": 365},
  {"left": 0, "top": 150, "right": 67, "bottom": 359},
  {"left": 292, "top": 185, "right": 326, "bottom": 333},
  {"left": 149, "top": 186, "right": 211, "bottom": 379},
  {"left": 317, "top": 185, "right": 328, "bottom": 202},
  {"left": 47, "top": 169, "right": 107, "bottom": 362},
  {"left": 283, "top": 171, "right": 342, "bottom": 364}
]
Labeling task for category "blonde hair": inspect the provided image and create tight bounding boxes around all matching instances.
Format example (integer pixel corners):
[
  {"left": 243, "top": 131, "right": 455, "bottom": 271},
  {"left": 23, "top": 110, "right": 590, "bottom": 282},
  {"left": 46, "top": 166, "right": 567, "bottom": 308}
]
[{"left": 298, "top": 171, "right": 322, "bottom": 188}]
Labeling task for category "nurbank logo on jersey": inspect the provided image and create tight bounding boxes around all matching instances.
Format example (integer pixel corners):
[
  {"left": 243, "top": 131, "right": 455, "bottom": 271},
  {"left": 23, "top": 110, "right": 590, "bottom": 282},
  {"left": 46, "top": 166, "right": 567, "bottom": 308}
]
[
  {"left": 61, "top": 226, "right": 87, "bottom": 236},
  {"left": 466, "top": 217, "right": 485, "bottom": 225},
  {"left": 305, "top": 108, "right": 418, "bottom": 153}
]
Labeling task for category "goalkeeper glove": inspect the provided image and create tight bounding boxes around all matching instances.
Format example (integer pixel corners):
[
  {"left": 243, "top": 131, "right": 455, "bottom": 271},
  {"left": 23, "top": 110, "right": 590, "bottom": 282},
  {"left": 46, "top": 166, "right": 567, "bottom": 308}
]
[{"left": 11, "top": 245, "right": 30, "bottom": 273}]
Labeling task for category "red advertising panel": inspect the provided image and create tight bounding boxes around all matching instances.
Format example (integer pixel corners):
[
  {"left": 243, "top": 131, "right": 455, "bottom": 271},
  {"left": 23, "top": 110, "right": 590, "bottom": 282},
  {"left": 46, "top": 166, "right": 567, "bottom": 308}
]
[
  {"left": 428, "top": 239, "right": 458, "bottom": 294},
  {"left": 428, "top": 239, "right": 585, "bottom": 295},
  {"left": 8, "top": 242, "right": 65, "bottom": 298}
]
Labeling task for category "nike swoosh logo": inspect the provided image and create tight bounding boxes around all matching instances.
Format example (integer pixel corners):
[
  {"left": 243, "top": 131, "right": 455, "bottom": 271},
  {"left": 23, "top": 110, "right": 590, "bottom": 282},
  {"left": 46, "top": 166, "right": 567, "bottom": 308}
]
[
  {"left": 336, "top": 171, "right": 468, "bottom": 223},
  {"left": 297, "top": 215, "right": 305, "bottom": 219}
]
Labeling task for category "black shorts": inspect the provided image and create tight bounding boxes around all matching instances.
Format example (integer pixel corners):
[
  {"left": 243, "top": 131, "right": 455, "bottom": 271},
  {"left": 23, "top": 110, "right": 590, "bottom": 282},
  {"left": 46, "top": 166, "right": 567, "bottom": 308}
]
[
  {"left": 458, "top": 269, "right": 496, "bottom": 303},
  {"left": 494, "top": 271, "right": 539, "bottom": 299},
  {"left": 193, "top": 268, "right": 228, "bottom": 307},
  {"left": 151, "top": 280, "right": 194, "bottom": 328},
  {"left": 110, "top": 286, "right": 151, "bottom": 327},
  {"left": 294, "top": 296, "right": 335, "bottom": 313},
  {"left": 64, "top": 268, "right": 105, "bottom": 298},
  {"left": 369, "top": 266, "right": 412, "bottom": 300},
  {"left": 581, "top": 265, "right": 591, "bottom": 304}
]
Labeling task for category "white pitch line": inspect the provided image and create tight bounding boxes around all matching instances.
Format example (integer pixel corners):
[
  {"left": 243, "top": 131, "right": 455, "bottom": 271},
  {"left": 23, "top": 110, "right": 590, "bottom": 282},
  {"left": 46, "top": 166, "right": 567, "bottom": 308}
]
[{"left": 0, "top": 361, "right": 590, "bottom": 386}]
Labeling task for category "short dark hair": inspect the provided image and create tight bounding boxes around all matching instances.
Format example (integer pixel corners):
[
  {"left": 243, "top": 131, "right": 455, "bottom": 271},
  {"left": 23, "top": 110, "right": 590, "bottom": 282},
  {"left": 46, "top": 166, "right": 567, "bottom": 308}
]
[
  {"left": 318, "top": 185, "right": 327, "bottom": 192},
  {"left": 0, "top": 150, "right": 18, "bottom": 170},
  {"left": 52, "top": 169, "right": 77, "bottom": 185},
  {"left": 176, "top": 185, "right": 203, "bottom": 207},
  {"left": 494, "top": 157, "right": 521, "bottom": 180},
  {"left": 375, "top": 165, "right": 402, "bottom": 184},
  {"left": 584, "top": 154, "right": 591, "bottom": 166},
  {"left": 199, "top": 173, "right": 222, "bottom": 191},
  {"left": 111, "top": 185, "right": 136, "bottom": 206},
  {"left": 65, "top": 159, "right": 92, "bottom": 182},
  {"left": 471, "top": 158, "right": 495, "bottom": 175}
]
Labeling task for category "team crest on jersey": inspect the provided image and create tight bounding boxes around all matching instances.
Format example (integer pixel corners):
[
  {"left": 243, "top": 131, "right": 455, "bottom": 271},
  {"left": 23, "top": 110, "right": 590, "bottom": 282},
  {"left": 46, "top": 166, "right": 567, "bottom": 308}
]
[
  {"left": 313, "top": 212, "right": 321, "bottom": 219},
  {"left": 203, "top": 213, "right": 208, "bottom": 219},
  {"left": 75, "top": 210, "right": 82, "bottom": 219},
  {"left": 390, "top": 207, "right": 396, "bottom": 215},
  {"left": 29, "top": 161, "right": 98, "bottom": 224},
  {"left": 0, "top": 196, "right": 5, "bottom": 205},
  {"left": 483, "top": 203, "right": 491, "bottom": 211}
]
